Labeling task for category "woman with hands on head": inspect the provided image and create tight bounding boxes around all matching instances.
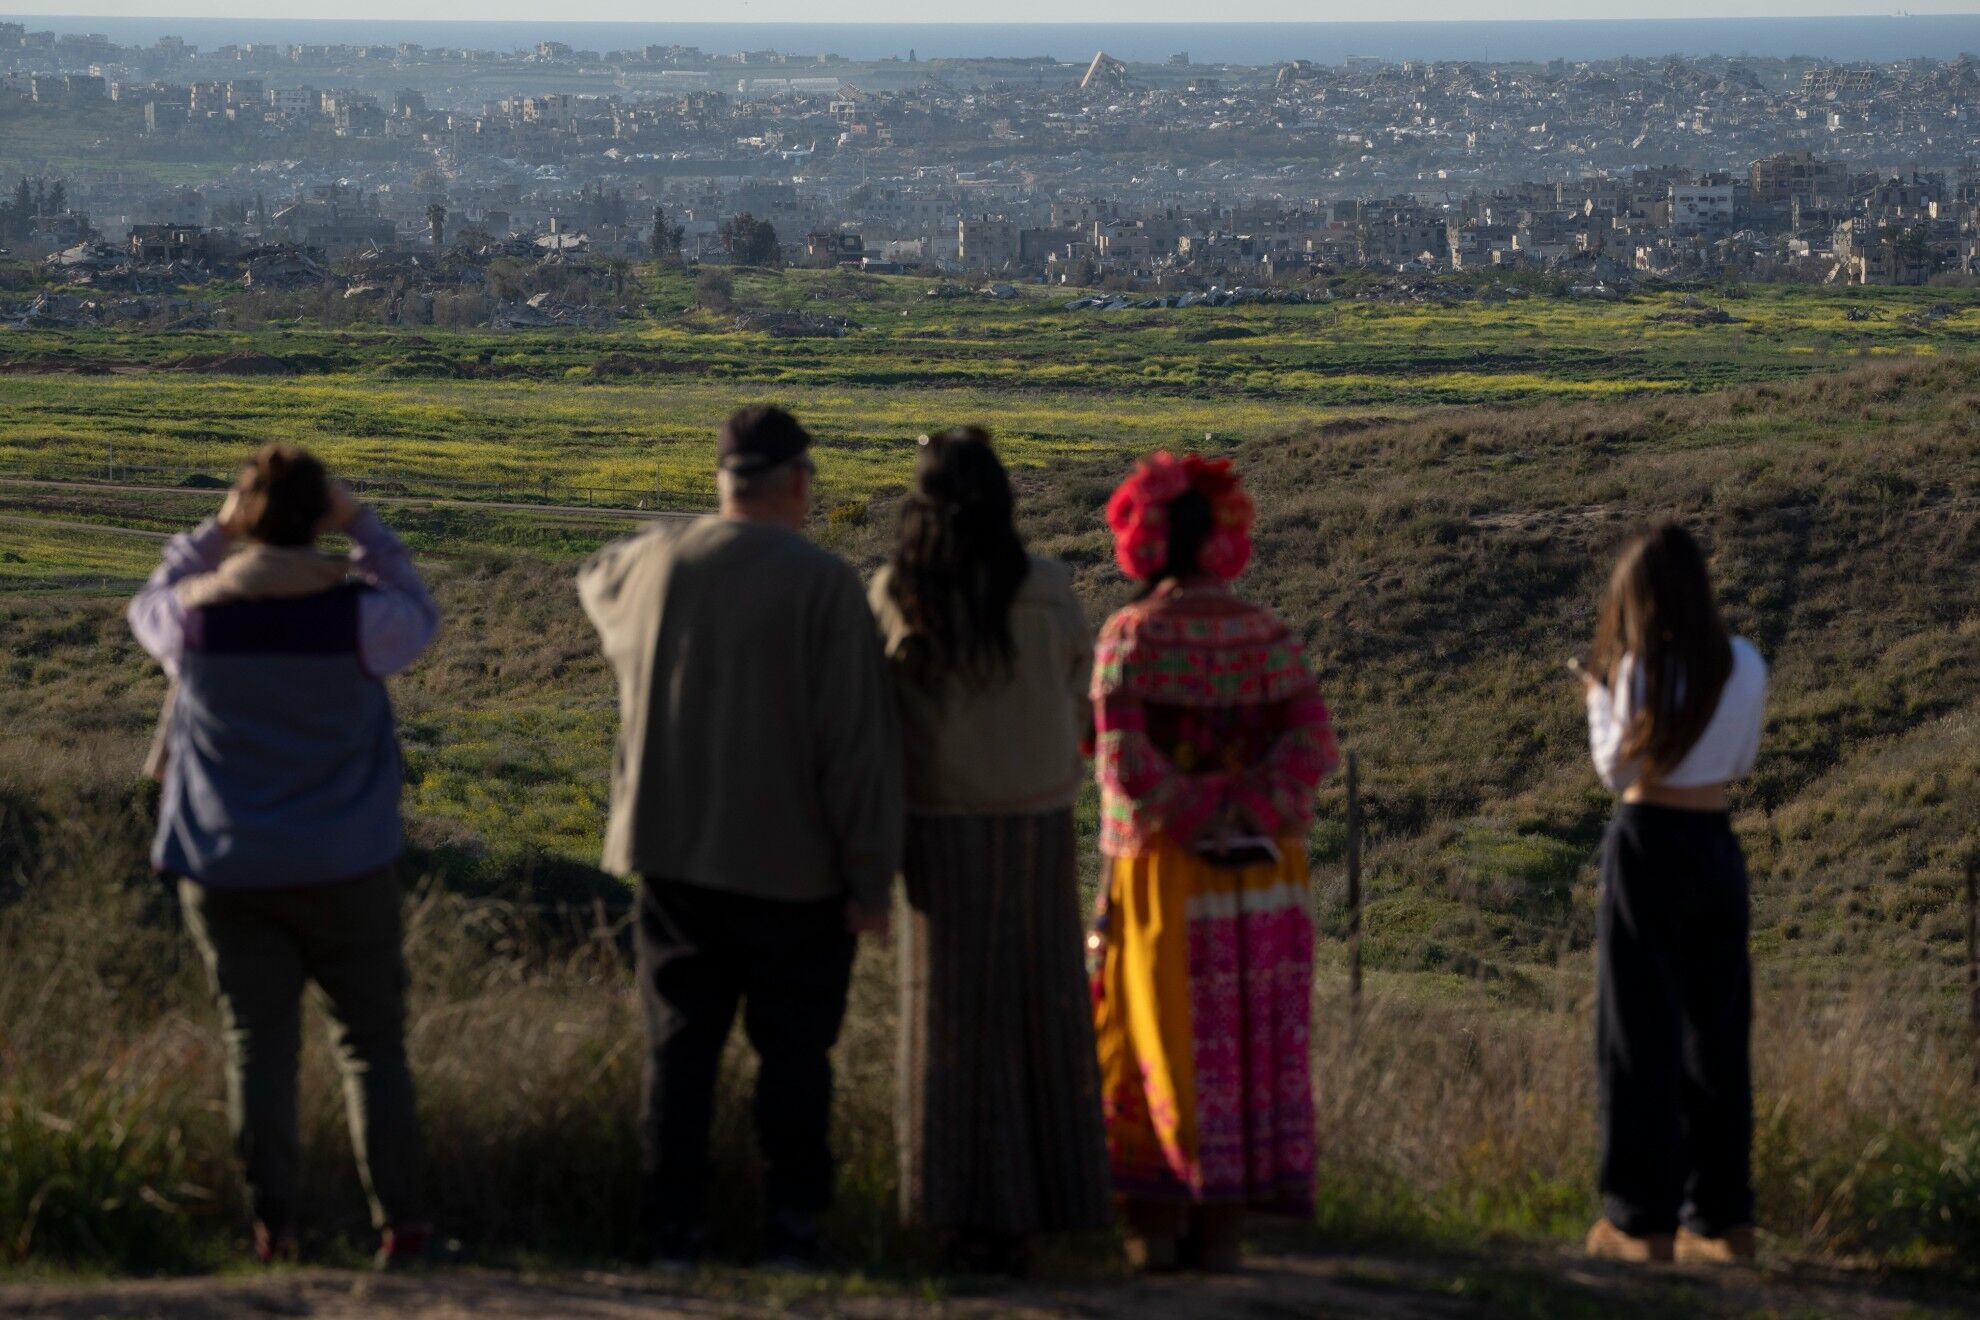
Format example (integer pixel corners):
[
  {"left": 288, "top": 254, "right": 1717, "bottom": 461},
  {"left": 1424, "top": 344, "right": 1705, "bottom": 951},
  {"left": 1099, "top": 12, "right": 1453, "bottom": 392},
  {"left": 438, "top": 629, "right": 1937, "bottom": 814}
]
[{"left": 128, "top": 444, "right": 441, "bottom": 1271}]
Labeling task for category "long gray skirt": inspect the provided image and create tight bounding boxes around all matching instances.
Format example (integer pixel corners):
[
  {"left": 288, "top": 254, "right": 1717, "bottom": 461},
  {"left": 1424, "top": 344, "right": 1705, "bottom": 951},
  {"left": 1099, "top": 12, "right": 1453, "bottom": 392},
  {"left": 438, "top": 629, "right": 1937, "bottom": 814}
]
[{"left": 897, "top": 808, "right": 1113, "bottom": 1235}]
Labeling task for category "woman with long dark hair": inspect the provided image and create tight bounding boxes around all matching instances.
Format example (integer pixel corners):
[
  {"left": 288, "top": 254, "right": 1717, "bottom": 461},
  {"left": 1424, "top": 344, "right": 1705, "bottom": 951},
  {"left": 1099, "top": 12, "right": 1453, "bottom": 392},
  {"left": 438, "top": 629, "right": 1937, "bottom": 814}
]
[
  {"left": 1580, "top": 522, "right": 1767, "bottom": 1266},
  {"left": 871, "top": 427, "right": 1111, "bottom": 1273},
  {"left": 1088, "top": 452, "right": 1339, "bottom": 1273}
]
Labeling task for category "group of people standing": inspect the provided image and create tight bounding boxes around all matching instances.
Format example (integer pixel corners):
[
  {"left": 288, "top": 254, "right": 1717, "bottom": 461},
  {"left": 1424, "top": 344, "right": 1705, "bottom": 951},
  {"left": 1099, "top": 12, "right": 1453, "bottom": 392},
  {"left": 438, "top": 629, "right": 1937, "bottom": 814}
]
[
  {"left": 126, "top": 407, "right": 1767, "bottom": 1275},
  {"left": 577, "top": 408, "right": 1340, "bottom": 1272}
]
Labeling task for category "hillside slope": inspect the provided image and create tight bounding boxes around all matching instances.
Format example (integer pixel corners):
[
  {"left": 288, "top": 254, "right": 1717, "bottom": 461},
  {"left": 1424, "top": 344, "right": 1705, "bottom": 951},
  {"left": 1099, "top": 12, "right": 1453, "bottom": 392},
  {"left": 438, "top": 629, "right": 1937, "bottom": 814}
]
[{"left": 996, "top": 357, "right": 1977, "bottom": 983}]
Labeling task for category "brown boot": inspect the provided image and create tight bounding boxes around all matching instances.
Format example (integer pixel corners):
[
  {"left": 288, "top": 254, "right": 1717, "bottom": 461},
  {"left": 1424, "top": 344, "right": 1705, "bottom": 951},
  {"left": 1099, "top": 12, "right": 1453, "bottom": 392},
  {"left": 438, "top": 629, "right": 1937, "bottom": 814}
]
[
  {"left": 1675, "top": 1225, "right": 1756, "bottom": 1265},
  {"left": 1120, "top": 1200, "right": 1184, "bottom": 1274},
  {"left": 1586, "top": 1218, "right": 1674, "bottom": 1263},
  {"left": 1181, "top": 1205, "right": 1245, "bottom": 1273}
]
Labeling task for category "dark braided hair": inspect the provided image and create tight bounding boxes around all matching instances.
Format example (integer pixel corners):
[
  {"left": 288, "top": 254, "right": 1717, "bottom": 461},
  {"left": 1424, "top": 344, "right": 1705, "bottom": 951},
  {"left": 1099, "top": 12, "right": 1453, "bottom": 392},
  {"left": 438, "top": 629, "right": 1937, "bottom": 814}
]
[
  {"left": 1132, "top": 486, "right": 1214, "bottom": 600},
  {"left": 885, "top": 427, "right": 1030, "bottom": 690}
]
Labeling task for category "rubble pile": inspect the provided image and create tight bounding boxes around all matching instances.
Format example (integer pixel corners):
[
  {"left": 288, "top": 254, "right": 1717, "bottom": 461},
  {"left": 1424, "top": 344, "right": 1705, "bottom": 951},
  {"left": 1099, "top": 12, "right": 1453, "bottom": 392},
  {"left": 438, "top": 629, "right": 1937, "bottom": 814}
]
[
  {"left": 1063, "top": 286, "right": 1330, "bottom": 312},
  {"left": 491, "top": 293, "right": 608, "bottom": 329}
]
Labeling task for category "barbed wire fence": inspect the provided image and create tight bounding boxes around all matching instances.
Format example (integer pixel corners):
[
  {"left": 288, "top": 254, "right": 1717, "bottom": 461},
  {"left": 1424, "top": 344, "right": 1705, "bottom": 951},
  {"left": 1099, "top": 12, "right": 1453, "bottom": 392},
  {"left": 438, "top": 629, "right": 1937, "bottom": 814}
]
[{"left": 1321, "top": 753, "right": 1980, "bottom": 1091}]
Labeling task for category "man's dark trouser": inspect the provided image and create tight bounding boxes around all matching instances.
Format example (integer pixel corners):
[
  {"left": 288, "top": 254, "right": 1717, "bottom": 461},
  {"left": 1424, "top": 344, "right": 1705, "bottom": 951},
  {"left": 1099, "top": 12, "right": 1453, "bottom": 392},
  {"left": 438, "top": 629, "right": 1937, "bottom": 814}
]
[
  {"left": 635, "top": 877, "right": 857, "bottom": 1246},
  {"left": 178, "top": 866, "right": 423, "bottom": 1234},
  {"left": 1596, "top": 804, "right": 1754, "bottom": 1239}
]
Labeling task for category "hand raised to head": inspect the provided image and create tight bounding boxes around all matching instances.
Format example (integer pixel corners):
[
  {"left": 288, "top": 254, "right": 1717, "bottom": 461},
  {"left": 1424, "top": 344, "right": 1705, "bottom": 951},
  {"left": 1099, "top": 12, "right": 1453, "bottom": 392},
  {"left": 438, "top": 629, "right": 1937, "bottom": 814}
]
[{"left": 216, "top": 487, "right": 247, "bottom": 540}]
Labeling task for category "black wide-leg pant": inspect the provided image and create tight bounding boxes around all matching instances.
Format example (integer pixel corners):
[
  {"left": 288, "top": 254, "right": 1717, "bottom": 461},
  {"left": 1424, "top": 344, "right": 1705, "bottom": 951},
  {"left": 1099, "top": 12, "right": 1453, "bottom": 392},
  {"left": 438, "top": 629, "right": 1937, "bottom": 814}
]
[
  {"left": 634, "top": 877, "right": 856, "bottom": 1250},
  {"left": 1596, "top": 804, "right": 1755, "bottom": 1239}
]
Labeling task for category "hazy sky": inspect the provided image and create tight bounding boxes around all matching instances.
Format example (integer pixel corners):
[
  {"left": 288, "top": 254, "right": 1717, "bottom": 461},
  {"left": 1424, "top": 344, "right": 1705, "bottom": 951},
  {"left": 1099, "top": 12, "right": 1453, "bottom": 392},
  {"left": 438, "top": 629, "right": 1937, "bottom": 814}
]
[{"left": 5, "top": 1, "right": 1979, "bottom": 24}]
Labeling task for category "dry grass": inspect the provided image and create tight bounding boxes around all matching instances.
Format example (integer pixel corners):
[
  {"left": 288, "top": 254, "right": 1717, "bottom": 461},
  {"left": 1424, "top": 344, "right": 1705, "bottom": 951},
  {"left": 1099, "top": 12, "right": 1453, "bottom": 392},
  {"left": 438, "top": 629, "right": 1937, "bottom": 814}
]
[
  {"left": 1308, "top": 963, "right": 1977, "bottom": 1262},
  {"left": 4, "top": 855, "right": 1973, "bottom": 1275}
]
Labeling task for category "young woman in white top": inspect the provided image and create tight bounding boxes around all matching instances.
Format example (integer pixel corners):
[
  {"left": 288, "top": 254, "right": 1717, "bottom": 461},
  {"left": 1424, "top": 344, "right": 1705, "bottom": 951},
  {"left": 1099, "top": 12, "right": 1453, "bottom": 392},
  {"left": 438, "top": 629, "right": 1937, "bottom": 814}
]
[{"left": 1578, "top": 522, "right": 1767, "bottom": 1267}]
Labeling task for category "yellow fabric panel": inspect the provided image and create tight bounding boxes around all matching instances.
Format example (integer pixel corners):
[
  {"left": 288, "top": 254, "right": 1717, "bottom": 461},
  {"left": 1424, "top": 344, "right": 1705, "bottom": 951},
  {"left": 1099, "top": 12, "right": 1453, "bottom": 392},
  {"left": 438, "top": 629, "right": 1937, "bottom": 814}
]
[{"left": 1094, "top": 841, "right": 1310, "bottom": 1197}]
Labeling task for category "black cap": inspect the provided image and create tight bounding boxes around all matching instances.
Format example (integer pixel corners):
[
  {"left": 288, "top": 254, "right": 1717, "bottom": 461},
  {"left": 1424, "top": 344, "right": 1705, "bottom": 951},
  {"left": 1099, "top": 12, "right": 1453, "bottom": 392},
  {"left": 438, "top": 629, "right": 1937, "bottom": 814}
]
[{"left": 718, "top": 404, "right": 812, "bottom": 475}]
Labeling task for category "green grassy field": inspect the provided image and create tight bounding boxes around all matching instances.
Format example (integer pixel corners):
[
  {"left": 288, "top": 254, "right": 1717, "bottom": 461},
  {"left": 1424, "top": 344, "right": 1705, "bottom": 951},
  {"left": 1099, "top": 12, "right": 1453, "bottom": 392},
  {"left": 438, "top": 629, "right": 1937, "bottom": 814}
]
[
  {"left": 0, "top": 516, "right": 160, "bottom": 586},
  {"left": 7, "top": 273, "right": 1980, "bottom": 508},
  {"left": 2, "top": 277, "right": 1976, "bottom": 1294}
]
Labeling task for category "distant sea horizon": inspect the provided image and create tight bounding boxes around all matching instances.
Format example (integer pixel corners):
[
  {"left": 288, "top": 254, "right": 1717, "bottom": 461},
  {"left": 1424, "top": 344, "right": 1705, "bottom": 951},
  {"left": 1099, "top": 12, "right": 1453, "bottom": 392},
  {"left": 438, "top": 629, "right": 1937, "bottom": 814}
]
[{"left": 12, "top": 16, "right": 1980, "bottom": 65}]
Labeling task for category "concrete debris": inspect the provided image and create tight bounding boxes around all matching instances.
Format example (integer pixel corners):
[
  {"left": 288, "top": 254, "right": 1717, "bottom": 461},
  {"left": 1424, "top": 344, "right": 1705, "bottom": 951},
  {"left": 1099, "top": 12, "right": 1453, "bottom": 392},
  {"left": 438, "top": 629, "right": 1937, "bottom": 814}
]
[
  {"left": 1063, "top": 285, "right": 1330, "bottom": 311},
  {"left": 490, "top": 296, "right": 610, "bottom": 329},
  {"left": 1900, "top": 301, "right": 1959, "bottom": 325},
  {"left": 242, "top": 245, "right": 331, "bottom": 288}
]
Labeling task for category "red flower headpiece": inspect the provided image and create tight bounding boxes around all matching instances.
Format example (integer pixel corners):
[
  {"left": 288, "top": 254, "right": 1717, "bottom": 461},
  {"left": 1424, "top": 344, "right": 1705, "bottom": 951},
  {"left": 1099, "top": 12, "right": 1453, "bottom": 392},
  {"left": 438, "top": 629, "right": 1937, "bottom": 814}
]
[{"left": 1105, "top": 451, "right": 1255, "bottom": 582}]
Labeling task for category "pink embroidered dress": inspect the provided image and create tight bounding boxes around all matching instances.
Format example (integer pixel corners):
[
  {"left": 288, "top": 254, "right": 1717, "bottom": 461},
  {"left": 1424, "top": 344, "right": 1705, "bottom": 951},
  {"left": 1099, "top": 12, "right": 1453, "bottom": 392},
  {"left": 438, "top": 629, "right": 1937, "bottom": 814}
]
[{"left": 1088, "top": 580, "right": 1338, "bottom": 1214}]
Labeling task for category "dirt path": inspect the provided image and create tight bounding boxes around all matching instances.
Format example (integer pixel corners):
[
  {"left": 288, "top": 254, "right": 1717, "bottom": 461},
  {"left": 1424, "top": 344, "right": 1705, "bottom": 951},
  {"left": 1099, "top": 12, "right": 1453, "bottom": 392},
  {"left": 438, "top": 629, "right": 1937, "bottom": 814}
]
[
  {"left": 3, "top": 1251, "right": 1968, "bottom": 1320},
  {"left": 0, "top": 511, "right": 170, "bottom": 540}
]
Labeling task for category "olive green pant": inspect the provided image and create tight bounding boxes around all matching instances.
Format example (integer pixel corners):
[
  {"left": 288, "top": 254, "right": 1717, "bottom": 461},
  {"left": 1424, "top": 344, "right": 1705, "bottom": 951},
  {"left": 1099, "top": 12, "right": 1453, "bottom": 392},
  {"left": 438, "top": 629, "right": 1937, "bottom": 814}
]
[{"left": 179, "top": 867, "right": 423, "bottom": 1233}]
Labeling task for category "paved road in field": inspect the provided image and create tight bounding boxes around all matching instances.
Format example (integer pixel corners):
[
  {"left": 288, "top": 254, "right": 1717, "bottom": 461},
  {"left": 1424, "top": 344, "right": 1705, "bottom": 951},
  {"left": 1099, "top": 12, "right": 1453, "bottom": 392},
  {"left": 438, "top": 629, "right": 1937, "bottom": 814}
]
[{"left": 0, "top": 476, "right": 703, "bottom": 523}]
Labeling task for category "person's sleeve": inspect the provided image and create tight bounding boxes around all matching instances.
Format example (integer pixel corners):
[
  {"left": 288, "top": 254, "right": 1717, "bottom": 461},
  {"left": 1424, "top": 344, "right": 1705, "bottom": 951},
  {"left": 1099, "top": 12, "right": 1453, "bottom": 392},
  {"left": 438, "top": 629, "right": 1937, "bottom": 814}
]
[
  {"left": 814, "top": 566, "right": 905, "bottom": 913},
  {"left": 1586, "top": 660, "right": 1635, "bottom": 791},
  {"left": 1727, "top": 644, "right": 1767, "bottom": 779},
  {"left": 577, "top": 527, "right": 647, "bottom": 642},
  {"left": 347, "top": 508, "right": 441, "bottom": 677},
  {"left": 127, "top": 517, "right": 230, "bottom": 676},
  {"left": 1061, "top": 574, "right": 1096, "bottom": 757},
  {"left": 1227, "top": 661, "right": 1341, "bottom": 837},
  {"left": 1091, "top": 624, "right": 1228, "bottom": 845}
]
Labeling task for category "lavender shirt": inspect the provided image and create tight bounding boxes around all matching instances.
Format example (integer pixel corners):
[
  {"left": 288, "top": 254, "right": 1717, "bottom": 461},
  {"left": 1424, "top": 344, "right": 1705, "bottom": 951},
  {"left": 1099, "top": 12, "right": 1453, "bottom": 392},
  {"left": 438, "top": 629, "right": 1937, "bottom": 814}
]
[{"left": 129, "top": 508, "right": 441, "bottom": 678}]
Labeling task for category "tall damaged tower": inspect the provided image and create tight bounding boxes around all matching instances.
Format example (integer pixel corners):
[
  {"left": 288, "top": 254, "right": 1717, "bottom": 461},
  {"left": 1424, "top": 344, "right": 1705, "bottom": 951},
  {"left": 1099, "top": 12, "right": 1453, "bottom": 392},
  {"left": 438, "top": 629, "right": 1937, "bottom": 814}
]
[{"left": 1080, "top": 51, "right": 1128, "bottom": 91}]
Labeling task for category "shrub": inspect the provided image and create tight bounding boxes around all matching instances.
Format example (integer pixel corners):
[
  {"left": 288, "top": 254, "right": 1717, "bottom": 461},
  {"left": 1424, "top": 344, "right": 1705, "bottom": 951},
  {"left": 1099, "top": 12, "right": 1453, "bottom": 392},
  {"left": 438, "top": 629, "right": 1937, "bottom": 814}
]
[{"left": 694, "top": 268, "right": 734, "bottom": 313}]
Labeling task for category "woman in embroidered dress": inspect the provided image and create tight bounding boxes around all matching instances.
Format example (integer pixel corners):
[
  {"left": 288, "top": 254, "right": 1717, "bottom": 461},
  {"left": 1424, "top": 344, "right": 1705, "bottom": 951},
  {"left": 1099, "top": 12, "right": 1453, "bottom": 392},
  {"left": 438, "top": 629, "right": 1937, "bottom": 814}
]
[{"left": 1087, "top": 452, "right": 1339, "bottom": 1273}]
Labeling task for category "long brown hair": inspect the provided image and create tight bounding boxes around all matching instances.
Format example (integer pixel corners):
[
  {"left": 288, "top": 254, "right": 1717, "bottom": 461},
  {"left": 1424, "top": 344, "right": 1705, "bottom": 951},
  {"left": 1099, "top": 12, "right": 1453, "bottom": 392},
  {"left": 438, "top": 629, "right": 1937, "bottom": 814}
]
[
  {"left": 1589, "top": 521, "right": 1733, "bottom": 779},
  {"left": 885, "top": 427, "right": 1030, "bottom": 689},
  {"left": 1131, "top": 487, "right": 1214, "bottom": 602}
]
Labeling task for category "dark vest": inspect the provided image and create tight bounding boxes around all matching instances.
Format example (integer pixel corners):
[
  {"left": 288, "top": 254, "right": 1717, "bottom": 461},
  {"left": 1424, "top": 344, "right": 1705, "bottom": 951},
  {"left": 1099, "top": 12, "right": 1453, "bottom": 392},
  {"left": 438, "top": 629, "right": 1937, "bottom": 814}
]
[{"left": 154, "top": 585, "right": 403, "bottom": 888}]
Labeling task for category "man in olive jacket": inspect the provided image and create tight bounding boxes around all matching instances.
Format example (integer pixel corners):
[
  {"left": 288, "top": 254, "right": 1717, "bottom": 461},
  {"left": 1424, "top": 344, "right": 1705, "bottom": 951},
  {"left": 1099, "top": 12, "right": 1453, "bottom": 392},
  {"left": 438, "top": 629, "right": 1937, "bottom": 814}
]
[{"left": 578, "top": 405, "right": 902, "bottom": 1268}]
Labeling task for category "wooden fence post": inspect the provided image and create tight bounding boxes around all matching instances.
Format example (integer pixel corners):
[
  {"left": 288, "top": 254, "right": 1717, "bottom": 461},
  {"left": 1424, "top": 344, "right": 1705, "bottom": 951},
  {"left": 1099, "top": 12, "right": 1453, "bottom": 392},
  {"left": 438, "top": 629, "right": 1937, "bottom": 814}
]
[{"left": 1346, "top": 751, "right": 1363, "bottom": 1032}]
